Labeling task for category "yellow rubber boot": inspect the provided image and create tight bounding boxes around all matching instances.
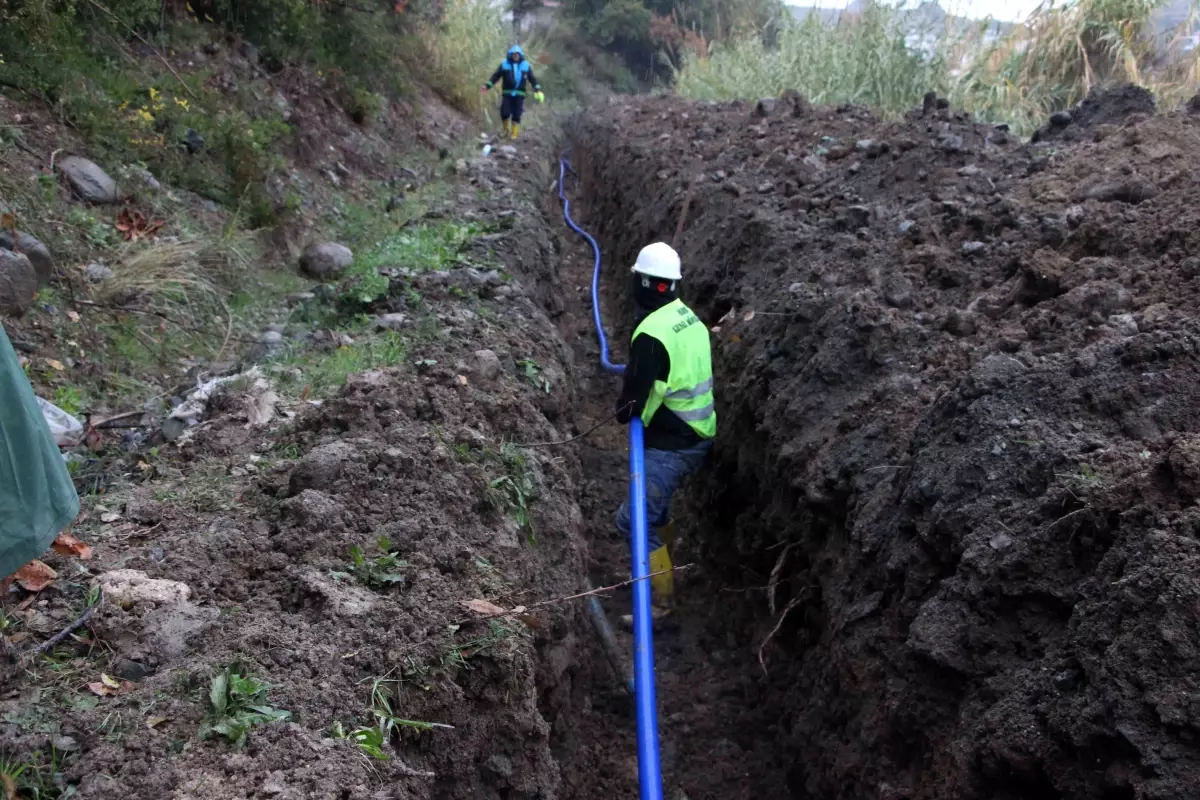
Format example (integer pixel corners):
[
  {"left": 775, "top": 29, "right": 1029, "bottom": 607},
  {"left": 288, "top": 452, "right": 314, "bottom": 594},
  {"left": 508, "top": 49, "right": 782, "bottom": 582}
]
[
  {"left": 501, "top": 119, "right": 512, "bottom": 139},
  {"left": 648, "top": 545, "right": 675, "bottom": 604},
  {"left": 511, "top": 122, "right": 520, "bottom": 140},
  {"left": 658, "top": 520, "right": 678, "bottom": 552}
]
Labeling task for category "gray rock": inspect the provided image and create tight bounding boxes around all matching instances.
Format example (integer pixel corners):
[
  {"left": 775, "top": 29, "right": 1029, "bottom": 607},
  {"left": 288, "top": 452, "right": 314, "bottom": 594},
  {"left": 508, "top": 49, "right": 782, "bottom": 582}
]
[
  {"left": 299, "top": 243, "right": 353, "bottom": 278},
  {"left": 181, "top": 128, "right": 205, "bottom": 154},
  {"left": 0, "top": 250, "right": 37, "bottom": 316},
  {"left": 473, "top": 349, "right": 502, "bottom": 381},
  {"left": 756, "top": 181, "right": 775, "bottom": 194},
  {"left": 961, "top": 241, "right": 986, "bottom": 256},
  {"left": 883, "top": 276, "right": 914, "bottom": 309},
  {"left": 248, "top": 330, "right": 285, "bottom": 362},
  {"left": 1049, "top": 110, "right": 1073, "bottom": 128},
  {"left": 85, "top": 263, "right": 114, "bottom": 283},
  {"left": 1065, "top": 205, "right": 1086, "bottom": 228},
  {"left": 854, "top": 139, "right": 888, "bottom": 157},
  {"left": 128, "top": 166, "right": 161, "bottom": 192},
  {"left": 374, "top": 313, "right": 410, "bottom": 331},
  {"left": 754, "top": 97, "right": 778, "bottom": 117},
  {"left": 286, "top": 291, "right": 317, "bottom": 305},
  {"left": 938, "top": 133, "right": 965, "bottom": 153},
  {"left": 58, "top": 156, "right": 118, "bottom": 204},
  {"left": 898, "top": 219, "right": 918, "bottom": 237},
  {"left": 0, "top": 230, "right": 54, "bottom": 284}
]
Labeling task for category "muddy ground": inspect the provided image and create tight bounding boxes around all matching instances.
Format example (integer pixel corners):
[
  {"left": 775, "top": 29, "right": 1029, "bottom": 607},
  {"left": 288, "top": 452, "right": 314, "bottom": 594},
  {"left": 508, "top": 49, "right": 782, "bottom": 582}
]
[{"left": 569, "top": 88, "right": 1200, "bottom": 799}]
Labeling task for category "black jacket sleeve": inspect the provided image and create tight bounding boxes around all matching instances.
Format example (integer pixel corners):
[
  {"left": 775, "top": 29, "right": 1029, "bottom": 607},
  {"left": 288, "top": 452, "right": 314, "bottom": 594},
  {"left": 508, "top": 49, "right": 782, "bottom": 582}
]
[
  {"left": 486, "top": 65, "right": 503, "bottom": 87},
  {"left": 617, "top": 333, "right": 668, "bottom": 423},
  {"left": 526, "top": 67, "right": 541, "bottom": 91}
]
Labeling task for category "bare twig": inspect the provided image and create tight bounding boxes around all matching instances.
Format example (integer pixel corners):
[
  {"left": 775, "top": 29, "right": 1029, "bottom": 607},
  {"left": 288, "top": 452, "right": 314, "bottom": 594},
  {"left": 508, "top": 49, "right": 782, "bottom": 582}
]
[
  {"left": 459, "top": 564, "right": 696, "bottom": 624},
  {"left": 26, "top": 595, "right": 100, "bottom": 656},
  {"left": 508, "top": 404, "right": 631, "bottom": 448},
  {"left": 672, "top": 162, "right": 703, "bottom": 250},
  {"left": 83, "top": 0, "right": 198, "bottom": 98},
  {"left": 758, "top": 592, "right": 805, "bottom": 676},
  {"left": 89, "top": 409, "right": 147, "bottom": 428},
  {"left": 767, "top": 542, "right": 798, "bottom": 616}
]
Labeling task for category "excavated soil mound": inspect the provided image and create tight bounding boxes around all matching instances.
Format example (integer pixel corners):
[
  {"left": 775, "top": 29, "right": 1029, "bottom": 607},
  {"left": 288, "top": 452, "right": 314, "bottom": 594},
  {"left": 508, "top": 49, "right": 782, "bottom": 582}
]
[{"left": 570, "top": 88, "right": 1200, "bottom": 799}]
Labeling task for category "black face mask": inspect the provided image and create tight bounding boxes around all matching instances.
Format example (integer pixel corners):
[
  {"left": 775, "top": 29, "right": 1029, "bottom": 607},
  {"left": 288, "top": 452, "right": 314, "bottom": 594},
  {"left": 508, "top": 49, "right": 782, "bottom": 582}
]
[{"left": 632, "top": 273, "right": 677, "bottom": 315}]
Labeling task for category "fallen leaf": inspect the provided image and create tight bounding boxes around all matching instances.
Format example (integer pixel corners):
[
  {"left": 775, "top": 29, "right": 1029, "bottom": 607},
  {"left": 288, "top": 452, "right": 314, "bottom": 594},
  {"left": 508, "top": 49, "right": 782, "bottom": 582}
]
[
  {"left": 456, "top": 375, "right": 469, "bottom": 387},
  {"left": 743, "top": 310, "right": 756, "bottom": 322},
  {"left": 2, "top": 772, "right": 16, "bottom": 800},
  {"left": 730, "top": 334, "right": 742, "bottom": 343},
  {"left": 100, "top": 512, "right": 121, "bottom": 524},
  {"left": 461, "top": 598, "right": 506, "bottom": 616},
  {"left": 67, "top": 310, "right": 80, "bottom": 323},
  {"left": 45, "top": 359, "right": 65, "bottom": 371},
  {"left": 87, "top": 682, "right": 115, "bottom": 697},
  {"left": 510, "top": 605, "right": 527, "bottom": 614},
  {"left": 14, "top": 561, "right": 57, "bottom": 592},
  {"left": 101, "top": 673, "right": 120, "bottom": 689},
  {"left": 6, "top": 632, "right": 30, "bottom": 645},
  {"left": 53, "top": 532, "right": 93, "bottom": 560},
  {"left": 145, "top": 715, "right": 170, "bottom": 729}
]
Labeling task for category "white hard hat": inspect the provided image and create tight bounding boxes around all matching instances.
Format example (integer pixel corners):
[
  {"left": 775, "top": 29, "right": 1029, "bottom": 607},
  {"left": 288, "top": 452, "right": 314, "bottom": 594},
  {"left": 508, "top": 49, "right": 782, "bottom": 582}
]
[{"left": 631, "top": 242, "right": 682, "bottom": 281}]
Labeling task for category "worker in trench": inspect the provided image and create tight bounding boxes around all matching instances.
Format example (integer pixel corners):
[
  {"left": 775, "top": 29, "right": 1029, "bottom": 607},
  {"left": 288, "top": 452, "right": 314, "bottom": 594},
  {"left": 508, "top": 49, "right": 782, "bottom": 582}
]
[
  {"left": 614, "top": 242, "right": 716, "bottom": 622},
  {"left": 481, "top": 45, "right": 544, "bottom": 141}
]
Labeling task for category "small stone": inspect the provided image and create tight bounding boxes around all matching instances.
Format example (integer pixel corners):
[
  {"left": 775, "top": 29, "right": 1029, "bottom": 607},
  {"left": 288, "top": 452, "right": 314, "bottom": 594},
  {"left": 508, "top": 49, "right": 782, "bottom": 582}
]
[
  {"left": 85, "top": 263, "right": 113, "bottom": 283},
  {"left": 1009, "top": 418, "right": 1022, "bottom": 428},
  {"left": 957, "top": 164, "right": 982, "bottom": 177},
  {"left": 961, "top": 241, "right": 986, "bottom": 256},
  {"left": 0, "top": 250, "right": 37, "bottom": 316},
  {"left": 754, "top": 97, "right": 778, "bottom": 117},
  {"left": 1049, "top": 110, "right": 1073, "bottom": 128},
  {"left": 1065, "top": 205, "right": 1086, "bottom": 228},
  {"left": 114, "top": 659, "right": 152, "bottom": 681},
  {"left": 58, "top": 156, "right": 119, "bottom": 204},
  {"left": 52, "top": 735, "right": 80, "bottom": 753},
  {"left": 0, "top": 230, "right": 55, "bottom": 284},
  {"left": 249, "top": 330, "right": 285, "bottom": 361},
  {"left": 898, "top": 220, "right": 918, "bottom": 237},
  {"left": 286, "top": 292, "right": 317, "bottom": 305},
  {"left": 855, "top": 139, "right": 888, "bottom": 157},
  {"left": 989, "top": 533, "right": 1013, "bottom": 551},
  {"left": 1109, "top": 313, "right": 1138, "bottom": 336},
  {"left": 938, "top": 133, "right": 965, "bottom": 153},
  {"left": 182, "top": 128, "right": 205, "bottom": 154},
  {"left": 473, "top": 349, "right": 502, "bottom": 381},
  {"left": 756, "top": 181, "right": 775, "bottom": 194},
  {"left": 299, "top": 243, "right": 354, "bottom": 278},
  {"left": 374, "top": 313, "right": 409, "bottom": 331}
]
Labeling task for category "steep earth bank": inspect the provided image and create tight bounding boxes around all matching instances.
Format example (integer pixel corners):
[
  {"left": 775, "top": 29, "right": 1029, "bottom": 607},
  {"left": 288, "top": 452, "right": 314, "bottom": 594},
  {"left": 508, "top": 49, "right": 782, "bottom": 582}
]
[{"left": 570, "top": 89, "right": 1200, "bottom": 799}]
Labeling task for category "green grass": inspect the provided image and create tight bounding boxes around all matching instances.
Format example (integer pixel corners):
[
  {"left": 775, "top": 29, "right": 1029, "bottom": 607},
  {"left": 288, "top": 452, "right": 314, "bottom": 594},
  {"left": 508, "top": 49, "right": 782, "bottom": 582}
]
[
  {"left": 340, "top": 219, "right": 484, "bottom": 307},
  {"left": 277, "top": 332, "right": 408, "bottom": 398},
  {"left": 675, "top": 0, "right": 1200, "bottom": 135}
]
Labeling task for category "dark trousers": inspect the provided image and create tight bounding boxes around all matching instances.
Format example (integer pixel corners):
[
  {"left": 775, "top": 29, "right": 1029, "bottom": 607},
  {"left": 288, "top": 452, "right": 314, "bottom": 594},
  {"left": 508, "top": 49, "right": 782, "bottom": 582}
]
[
  {"left": 500, "top": 94, "right": 525, "bottom": 123},
  {"left": 615, "top": 440, "right": 712, "bottom": 551}
]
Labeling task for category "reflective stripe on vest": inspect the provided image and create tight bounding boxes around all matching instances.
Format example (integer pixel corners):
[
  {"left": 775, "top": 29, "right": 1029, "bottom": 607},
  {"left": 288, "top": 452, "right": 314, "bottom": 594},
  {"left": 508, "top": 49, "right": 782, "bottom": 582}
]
[{"left": 631, "top": 298, "right": 717, "bottom": 439}]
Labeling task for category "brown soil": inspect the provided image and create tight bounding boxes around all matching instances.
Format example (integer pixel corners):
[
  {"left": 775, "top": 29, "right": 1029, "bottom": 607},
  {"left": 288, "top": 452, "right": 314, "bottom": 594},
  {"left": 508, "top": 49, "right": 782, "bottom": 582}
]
[
  {"left": 10, "top": 76, "right": 1200, "bottom": 800},
  {"left": 567, "top": 87, "right": 1200, "bottom": 800}
]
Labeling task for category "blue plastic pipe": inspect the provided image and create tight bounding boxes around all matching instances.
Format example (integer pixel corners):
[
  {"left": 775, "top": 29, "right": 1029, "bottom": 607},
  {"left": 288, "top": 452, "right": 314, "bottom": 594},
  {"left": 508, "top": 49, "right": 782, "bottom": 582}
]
[
  {"left": 559, "top": 156, "right": 664, "bottom": 800},
  {"left": 559, "top": 158, "right": 624, "bottom": 376}
]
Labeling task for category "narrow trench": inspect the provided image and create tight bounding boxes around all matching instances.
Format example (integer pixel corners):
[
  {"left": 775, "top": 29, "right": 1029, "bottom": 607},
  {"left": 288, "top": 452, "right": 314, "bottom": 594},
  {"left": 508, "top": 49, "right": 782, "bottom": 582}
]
[{"left": 539, "top": 147, "right": 789, "bottom": 800}]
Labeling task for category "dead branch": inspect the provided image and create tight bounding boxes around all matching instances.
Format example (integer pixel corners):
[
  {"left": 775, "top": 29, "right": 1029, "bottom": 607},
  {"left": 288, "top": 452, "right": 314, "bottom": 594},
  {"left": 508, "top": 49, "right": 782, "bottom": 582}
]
[
  {"left": 26, "top": 594, "right": 100, "bottom": 656},
  {"left": 758, "top": 592, "right": 806, "bottom": 676},
  {"left": 458, "top": 564, "right": 696, "bottom": 624}
]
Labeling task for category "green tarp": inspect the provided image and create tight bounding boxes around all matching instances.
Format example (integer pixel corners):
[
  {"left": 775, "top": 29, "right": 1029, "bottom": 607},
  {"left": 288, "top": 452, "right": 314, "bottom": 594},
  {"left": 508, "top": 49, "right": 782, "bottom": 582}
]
[{"left": 0, "top": 324, "right": 79, "bottom": 579}]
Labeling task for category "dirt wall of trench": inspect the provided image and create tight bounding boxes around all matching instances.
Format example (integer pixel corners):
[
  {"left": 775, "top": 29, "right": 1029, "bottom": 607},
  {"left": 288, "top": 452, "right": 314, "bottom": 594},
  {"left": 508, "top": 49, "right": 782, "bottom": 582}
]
[{"left": 570, "top": 90, "right": 1200, "bottom": 800}]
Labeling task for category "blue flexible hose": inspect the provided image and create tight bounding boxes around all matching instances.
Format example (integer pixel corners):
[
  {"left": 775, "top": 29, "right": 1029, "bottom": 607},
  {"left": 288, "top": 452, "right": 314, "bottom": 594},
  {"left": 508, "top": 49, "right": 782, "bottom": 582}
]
[
  {"left": 559, "top": 158, "right": 624, "bottom": 376},
  {"left": 559, "top": 156, "right": 664, "bottom": 800}
]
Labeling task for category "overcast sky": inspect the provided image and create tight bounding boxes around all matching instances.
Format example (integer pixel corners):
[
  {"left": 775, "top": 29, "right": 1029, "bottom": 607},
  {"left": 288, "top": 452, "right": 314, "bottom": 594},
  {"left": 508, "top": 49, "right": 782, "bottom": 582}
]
[{"left": 798, "top": 0, "right": 1050, "bottom": 23}]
